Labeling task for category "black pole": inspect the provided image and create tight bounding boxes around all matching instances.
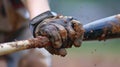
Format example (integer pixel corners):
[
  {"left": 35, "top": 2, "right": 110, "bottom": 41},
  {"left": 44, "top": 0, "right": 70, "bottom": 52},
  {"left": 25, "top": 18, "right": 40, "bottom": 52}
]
[{"left": 83, "top": 14, "right": 120, "bottom": 41}]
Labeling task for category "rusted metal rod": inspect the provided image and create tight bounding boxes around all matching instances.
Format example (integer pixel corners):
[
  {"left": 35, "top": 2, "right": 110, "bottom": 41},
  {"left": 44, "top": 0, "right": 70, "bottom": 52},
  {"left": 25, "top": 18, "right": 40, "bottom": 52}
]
[
  {"left": 0, "top": 14, "right": 120, "bottom": 56},
  {"left": 0, "top": 36, "right": 50, "bottom": 56}
]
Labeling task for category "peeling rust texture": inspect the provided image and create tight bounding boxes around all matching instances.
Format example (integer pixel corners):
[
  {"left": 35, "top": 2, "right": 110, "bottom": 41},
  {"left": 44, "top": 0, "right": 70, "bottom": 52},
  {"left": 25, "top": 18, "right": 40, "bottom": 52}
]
[
  {"left": 27, "top": 36, "right": 51, "bottom": 49},
  {"left": 0, "top": 36, "right": 51, "bottom": 56},
  {"left": 83, "top": 14, "right": 120, "bottom": 41},
  {"left": 1, "top": 36, "right": 50, "bottom": 49}
]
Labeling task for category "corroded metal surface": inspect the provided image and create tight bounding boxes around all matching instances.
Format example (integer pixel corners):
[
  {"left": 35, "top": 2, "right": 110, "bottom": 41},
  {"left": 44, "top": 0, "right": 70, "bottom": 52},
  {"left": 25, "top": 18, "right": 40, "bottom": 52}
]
[
  {"left": 0, "top": 14, "right": 120, "bottom": 56},
  {"left": 83, "top": 14, "right": 120, "bottom": 41},
  {"left": 28, "top": 36, "right": 50, "bottom": 48},
  {"left": 0, "top": 36, "right": 50, "bottom": 56}
]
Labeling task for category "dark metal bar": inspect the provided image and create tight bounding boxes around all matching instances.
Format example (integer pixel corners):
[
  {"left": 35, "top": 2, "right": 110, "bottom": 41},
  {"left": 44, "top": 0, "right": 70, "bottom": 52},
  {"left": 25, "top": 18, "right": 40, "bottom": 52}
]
[{"left": 83, "top": 14, "right": 120, "bottom": 41}]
